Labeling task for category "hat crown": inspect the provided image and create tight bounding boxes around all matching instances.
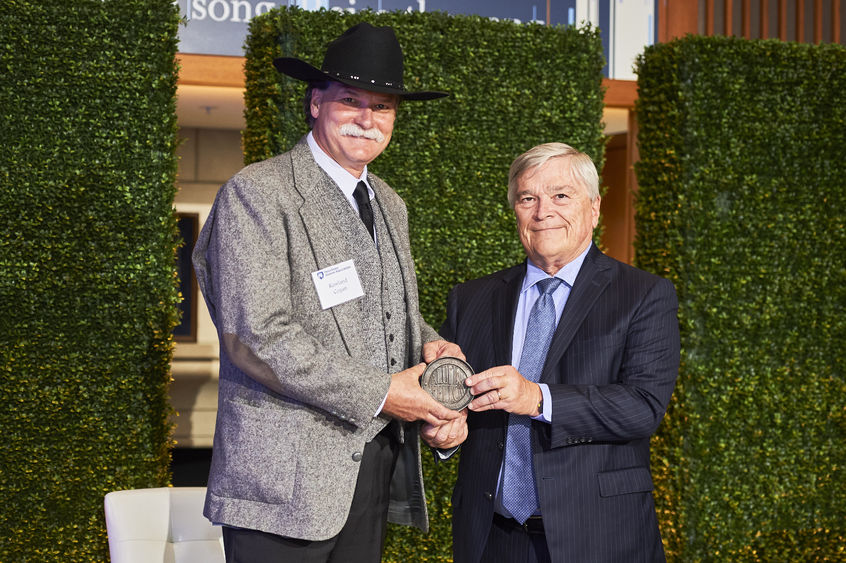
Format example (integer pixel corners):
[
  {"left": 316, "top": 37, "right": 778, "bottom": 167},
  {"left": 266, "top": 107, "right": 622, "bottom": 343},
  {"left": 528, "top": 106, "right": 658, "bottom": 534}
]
[
  {"left": 272, "top": 22, "right": 447, "bottom": 100},
  {"left": 321, "top": 23, "right": 405, "bottom": 90}
]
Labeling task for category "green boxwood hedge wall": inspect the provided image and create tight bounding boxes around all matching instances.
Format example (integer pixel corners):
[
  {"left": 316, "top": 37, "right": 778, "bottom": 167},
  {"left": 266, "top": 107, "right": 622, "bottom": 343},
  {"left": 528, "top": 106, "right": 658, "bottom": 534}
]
[
  {"left": 635, "top": 36, "right": 845, "bottom": 562},
  {"left": 0, "top": 1, "right": 181, "bottom": 560},
  {"left": 244, "top": 8, "right": 605, "bottom": 561}
]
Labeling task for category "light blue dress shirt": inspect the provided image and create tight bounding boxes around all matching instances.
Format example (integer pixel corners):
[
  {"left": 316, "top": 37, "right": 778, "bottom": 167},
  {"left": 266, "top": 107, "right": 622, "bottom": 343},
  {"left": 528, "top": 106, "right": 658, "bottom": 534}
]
[
  {"left": 494, "top": 244, "right": 589, "bottom": 518},
  {"left": 515, "top": 245, "right": 589, "bottom": 423}
]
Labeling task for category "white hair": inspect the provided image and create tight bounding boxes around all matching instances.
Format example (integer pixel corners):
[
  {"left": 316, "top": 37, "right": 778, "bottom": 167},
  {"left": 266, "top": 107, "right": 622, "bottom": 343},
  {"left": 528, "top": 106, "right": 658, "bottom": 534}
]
[{"left": 507, "top": 142, "right": 600, "bottom": 207}]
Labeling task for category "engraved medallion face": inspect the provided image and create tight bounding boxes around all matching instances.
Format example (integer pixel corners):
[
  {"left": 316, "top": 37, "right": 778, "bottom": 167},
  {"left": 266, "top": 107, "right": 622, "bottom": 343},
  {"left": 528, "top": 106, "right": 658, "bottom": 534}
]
[{"left": 420, "top": 356, "right": 475, "bottom": 410}]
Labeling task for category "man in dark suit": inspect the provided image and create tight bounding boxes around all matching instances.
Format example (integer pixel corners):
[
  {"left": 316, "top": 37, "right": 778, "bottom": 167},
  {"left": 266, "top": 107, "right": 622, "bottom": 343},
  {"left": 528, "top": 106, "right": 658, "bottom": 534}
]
[
  {"left": 193, "top": 23, "right": 465, "bottom": 563},
  {"left": 438, "top": 143, "right": 680, "bottom": 563}
]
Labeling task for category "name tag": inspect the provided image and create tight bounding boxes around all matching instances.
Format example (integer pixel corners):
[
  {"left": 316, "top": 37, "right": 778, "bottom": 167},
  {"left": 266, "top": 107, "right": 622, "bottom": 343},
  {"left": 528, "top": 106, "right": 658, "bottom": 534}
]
[{"left": 311, "top": 259, "right": 365, "bottom": 310}]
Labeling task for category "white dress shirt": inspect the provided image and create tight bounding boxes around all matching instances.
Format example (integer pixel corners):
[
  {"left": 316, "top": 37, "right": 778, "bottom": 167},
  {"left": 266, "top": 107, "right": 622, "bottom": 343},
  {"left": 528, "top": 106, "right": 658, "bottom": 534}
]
[{"left": 306, "top": 131, "right": 377, "bottom": 246}]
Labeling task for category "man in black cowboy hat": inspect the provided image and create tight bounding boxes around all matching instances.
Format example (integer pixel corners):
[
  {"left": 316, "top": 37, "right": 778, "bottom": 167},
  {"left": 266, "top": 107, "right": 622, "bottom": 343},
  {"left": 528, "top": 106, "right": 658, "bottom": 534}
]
[{"left": 192, "top": 22, "right": 468, "bottom": 562}]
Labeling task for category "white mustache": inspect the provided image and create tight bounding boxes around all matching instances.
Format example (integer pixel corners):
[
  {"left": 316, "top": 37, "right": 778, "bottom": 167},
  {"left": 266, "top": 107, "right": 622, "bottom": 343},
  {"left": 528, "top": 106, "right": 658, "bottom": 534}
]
[{"left": 339, "top": 123, "right": 385, "bottom": 143}]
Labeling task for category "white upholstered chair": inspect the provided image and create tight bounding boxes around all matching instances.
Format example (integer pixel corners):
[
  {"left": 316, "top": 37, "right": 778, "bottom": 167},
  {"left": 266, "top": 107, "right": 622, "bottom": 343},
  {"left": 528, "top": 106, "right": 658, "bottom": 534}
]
[{"left": 104, "top": 487, "right": 224, "bottom": 563}]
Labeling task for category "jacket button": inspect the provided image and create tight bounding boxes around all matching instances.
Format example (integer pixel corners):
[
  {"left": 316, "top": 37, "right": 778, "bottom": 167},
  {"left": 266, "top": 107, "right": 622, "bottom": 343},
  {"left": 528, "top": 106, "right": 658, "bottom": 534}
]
[
  {"left": 497, "top": 441, "right": 504, "bottom": 450},
  {"left": 390, "top": 358, "right": 396, "bottom": 366},
  {"left": 385, "top": 312, "right": 391, "bottom": 319},
  {"left": 484, "top": 492, "right": 493, "bottom": 500},
  {"left": 389, "top": 334, "right": 394, "bottom": 342},
  {"left": 352, "top": 452, "right": 362, "bottom": 462}
]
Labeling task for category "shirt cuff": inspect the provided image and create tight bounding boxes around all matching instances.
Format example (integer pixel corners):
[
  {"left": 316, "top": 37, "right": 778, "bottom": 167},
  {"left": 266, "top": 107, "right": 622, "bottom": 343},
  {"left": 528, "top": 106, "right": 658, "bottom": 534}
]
[
  {"left": 437, "top": 446, "right": 460, "bottom": 460},
  {"left": 375, "top": 392, "right": 388, "bottom": 417},
  {"left": 531, "top": 383, "right": 552, "bottom": 423}
]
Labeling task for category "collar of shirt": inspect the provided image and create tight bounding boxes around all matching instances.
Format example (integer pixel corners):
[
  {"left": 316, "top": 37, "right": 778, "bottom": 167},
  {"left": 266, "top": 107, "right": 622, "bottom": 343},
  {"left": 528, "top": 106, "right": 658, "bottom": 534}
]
[
  {"left": 512, "top": 243, "right": 592, "bottom": 367},
  {"left": 520, "top": 245, "right": 589, "bottom": 295},
  {"left": 306, "top": 131, "right": 374, "bottom": 208}
]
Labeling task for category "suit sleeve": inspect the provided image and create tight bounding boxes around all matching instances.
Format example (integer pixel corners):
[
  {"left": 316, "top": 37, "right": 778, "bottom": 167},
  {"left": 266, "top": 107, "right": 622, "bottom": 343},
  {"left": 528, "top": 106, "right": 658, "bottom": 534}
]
[
  {"left": 419, "top": 317, "right": 441, "bottom": 347},
  {"left": 548, "top": 277, "right": 680, "bottom": 448},
  {"left": 193, "top": 173, "right": 390, "bottom": 428},
  {"left": 438, "top": 284, "right": 462, "bottom": 344}
]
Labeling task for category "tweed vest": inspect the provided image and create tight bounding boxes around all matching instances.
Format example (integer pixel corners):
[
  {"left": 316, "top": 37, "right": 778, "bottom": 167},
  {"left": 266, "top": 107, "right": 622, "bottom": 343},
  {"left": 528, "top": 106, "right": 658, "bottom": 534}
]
[{"left": 323, "top": 180, "right": 410, "bottom": 378}]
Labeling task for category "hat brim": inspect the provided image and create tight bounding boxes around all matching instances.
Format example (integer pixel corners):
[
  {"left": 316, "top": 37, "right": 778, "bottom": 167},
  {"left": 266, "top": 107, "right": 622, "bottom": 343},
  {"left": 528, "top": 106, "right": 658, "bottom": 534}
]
[{"left": 273, "top": 57, "right": 448, "bottom": 101}]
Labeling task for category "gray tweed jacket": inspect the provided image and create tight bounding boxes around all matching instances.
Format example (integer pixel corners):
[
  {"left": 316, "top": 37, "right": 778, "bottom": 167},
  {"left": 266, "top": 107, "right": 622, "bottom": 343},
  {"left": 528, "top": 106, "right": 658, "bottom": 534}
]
[{"left": 192, "top": 138, "right": 438, "bottom": 540}]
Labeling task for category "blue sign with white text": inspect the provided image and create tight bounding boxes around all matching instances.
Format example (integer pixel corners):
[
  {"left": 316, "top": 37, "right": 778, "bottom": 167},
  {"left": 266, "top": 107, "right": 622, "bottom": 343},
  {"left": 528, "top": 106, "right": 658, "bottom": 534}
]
[{"left": 178, "top": 0, "right": 576, "bottom": 57}]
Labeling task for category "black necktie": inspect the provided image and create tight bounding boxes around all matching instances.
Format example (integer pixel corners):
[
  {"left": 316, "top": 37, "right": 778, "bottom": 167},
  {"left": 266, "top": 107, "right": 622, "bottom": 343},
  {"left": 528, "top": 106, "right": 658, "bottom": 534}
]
[
  {"left": 353, "top": 181, "right": 375, "bottom": 241},
  {"left": 353, "top": 181, "right": 376, "bottom": 240}
]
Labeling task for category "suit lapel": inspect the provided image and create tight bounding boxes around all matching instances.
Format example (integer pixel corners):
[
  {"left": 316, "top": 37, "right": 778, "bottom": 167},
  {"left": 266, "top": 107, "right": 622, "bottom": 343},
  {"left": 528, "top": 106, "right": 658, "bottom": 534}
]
[
  {"left": 368, "top": 177, "right": 412, "bottom": 294},
  {"left": 541, "top": 245, "right": 611, "bottom": 382},
  {"left": 493, "top": 264, "right": 525, "bottom": 367},
  {"left": 291, "top": 140, "right": 355, "bottom": 266},
  {"left": 368, "top": 174, "right": 433, "bottom": 359},
  {"left": 289, "top": 140, "right": 366, "bottom": 353},
  {"left": 485, "top": 264, "right": 524, "bottom": 431}
]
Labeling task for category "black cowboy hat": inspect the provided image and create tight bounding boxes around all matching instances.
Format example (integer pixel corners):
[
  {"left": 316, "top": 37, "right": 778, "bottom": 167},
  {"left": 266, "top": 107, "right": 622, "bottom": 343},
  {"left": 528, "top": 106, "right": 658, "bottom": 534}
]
[{"left": 273, "top": 22, "right": 448, "bottom": 101}]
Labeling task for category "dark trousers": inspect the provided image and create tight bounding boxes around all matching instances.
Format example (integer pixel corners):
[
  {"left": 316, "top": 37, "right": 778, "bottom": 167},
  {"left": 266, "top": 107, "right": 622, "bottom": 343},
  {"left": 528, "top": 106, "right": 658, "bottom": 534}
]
[
  {"left": 478, "top": 513, "right": 551, "bottom": 563},
  {"left": 222, "top": 424, "right": 400, "bottom": 563}
]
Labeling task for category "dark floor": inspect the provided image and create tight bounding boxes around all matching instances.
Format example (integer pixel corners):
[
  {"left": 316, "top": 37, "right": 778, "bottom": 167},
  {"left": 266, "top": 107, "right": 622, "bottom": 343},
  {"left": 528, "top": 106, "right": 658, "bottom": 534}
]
[{"left": 171, "top": 447, "right": 213, "bottom": 486}]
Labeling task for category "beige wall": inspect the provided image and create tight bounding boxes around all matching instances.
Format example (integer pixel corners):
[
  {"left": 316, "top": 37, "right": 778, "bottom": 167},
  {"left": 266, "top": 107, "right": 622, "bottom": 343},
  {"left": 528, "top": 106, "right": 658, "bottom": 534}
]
[{"left": 171, "top": 127, "right": 243, "bottom": 448}]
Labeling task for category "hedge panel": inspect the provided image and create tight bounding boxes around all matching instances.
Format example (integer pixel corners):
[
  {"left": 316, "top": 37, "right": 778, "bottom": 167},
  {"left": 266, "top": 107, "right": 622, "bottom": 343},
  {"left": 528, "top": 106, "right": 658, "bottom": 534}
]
[
  {"left": 635, "top": 36, "right": 845, "bottom": 562},
  {"left": 0, "top": 1, "right": 181, "bottom": 560}
]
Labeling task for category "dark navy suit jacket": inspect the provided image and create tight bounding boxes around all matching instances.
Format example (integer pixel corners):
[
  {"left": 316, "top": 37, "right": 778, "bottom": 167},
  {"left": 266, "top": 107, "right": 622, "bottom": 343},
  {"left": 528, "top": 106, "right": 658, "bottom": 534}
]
[{"left": 440, "top": 244, "right": 680, "bottom": 563}]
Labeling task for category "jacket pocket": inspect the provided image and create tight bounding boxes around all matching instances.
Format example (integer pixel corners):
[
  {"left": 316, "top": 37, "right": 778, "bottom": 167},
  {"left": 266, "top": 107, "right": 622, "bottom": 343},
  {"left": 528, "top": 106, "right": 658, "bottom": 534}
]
[
  {"left": 597, "top": 466, "right": 654, "bottom": 497},
  {"left": 211, "top": 401, "right": 299, "bottom": 504}
]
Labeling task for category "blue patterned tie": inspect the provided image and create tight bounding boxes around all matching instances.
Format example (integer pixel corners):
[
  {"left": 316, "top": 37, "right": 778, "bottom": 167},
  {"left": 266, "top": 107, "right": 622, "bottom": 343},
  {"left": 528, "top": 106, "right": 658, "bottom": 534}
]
[{"left": 502, "top": 276, "right": 562, "bottom": 524}]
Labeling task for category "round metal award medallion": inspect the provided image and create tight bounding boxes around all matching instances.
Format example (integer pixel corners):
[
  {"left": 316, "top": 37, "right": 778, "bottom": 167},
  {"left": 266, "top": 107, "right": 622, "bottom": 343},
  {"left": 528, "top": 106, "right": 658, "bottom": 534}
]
[{"left": 420, "top": 356, "right": 475, "bottom": 410}]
